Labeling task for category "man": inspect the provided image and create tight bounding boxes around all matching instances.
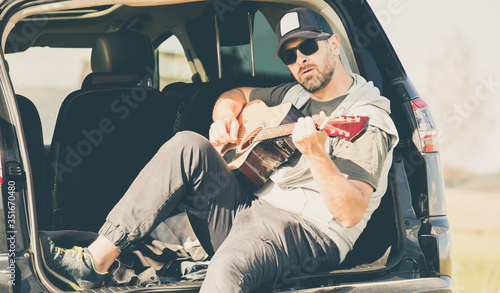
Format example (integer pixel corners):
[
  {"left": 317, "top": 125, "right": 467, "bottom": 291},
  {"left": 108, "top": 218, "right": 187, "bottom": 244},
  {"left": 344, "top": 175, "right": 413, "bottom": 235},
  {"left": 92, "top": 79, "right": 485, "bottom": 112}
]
[{"left": 40, "top": 7, "right": 398, "bottom": 292}]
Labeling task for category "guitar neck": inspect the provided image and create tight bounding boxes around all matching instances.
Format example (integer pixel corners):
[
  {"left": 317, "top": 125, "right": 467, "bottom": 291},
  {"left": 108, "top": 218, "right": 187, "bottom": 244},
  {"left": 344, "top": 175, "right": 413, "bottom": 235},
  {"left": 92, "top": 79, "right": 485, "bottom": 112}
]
[
  {"left": 253, "top": 119, "right": 322, "bottom": 142},
  {"left": 253, "top": 116, "right": 368, "bottom": 142}
]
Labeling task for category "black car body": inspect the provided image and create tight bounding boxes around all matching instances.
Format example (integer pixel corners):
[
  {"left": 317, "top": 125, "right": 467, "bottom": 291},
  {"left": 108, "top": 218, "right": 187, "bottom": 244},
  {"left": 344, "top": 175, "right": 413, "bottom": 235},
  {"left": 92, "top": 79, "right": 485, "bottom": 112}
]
[{"left": 0, "top": 0, "right": 452, "bottom": 292}]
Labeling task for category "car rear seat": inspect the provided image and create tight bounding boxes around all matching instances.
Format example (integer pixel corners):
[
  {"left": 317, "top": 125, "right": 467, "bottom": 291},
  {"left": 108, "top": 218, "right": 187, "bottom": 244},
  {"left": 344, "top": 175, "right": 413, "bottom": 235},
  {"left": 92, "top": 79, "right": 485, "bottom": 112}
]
[
  {"left": 48, "top": 30, "right": 174, "bottom": 232},
  {"left": 162, "top": 77, "right": 287, "bottom": 139},
  {"left": 163, "top": 80, "right": 240, "bottom": 138},
  {"left": 161, "top": 81, "right": 206, "bottom": 134}
]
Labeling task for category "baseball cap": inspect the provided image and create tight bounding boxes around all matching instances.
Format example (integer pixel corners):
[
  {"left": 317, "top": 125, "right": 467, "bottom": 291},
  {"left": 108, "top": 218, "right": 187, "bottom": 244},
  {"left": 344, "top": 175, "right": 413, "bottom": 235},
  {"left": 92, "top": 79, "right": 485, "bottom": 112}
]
[{"left": 274, "top": 7, "right": 334, "bottom": 58}]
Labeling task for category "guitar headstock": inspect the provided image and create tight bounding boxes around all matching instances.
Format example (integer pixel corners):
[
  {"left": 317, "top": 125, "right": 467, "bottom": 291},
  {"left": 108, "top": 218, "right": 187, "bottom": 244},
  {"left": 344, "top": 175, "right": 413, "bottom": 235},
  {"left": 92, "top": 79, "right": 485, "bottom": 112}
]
[{"left": 318, "top": 116, "right": 369, "bottom": 142}]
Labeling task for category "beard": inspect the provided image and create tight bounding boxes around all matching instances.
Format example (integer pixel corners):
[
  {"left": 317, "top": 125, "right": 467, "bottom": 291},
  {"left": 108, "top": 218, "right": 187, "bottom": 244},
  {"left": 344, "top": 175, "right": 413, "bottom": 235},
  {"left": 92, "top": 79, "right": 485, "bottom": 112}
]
[{"left": 296, "top": 48, "right": 336, "bottom": 93}]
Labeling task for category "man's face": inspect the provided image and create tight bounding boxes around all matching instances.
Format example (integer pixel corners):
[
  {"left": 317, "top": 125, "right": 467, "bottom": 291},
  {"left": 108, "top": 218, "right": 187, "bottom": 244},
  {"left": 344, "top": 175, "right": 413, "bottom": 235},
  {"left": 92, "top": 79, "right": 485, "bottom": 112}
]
[{"left": 283, "top": 36, "right": 337, "bottom": 93}]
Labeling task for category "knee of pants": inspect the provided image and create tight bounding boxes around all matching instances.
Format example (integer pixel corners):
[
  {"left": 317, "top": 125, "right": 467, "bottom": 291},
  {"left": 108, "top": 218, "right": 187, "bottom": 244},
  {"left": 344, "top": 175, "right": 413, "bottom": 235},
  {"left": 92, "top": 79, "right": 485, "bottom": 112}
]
[
  {"left": 206, "top": 250, "right": 249, "bottom": 286},
  {"left": 159, "top": 131, "right": 213, "bottom": 156},
  {"left": 204, "top": 237, "right": 277, "bottom": 291}
]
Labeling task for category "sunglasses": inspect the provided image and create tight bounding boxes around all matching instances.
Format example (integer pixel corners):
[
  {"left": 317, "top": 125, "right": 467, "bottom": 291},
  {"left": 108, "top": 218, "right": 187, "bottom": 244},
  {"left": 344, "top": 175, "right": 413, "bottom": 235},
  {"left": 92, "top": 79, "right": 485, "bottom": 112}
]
[{"left": 279, "top": 35, "right": 331, "bottom": 65}]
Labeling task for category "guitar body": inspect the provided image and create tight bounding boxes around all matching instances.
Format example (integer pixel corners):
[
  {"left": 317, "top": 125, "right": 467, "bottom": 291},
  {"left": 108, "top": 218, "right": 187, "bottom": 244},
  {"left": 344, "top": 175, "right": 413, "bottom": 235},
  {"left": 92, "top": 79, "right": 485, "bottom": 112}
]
[{"left": 220, "top": 100, "right": 303, "bottom": 189}]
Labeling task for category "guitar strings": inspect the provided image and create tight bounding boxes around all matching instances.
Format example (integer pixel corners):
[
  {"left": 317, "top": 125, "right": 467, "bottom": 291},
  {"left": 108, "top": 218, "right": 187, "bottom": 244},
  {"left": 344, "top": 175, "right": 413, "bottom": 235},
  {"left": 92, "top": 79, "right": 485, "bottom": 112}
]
[
  {"left": 254, "top": 118, "right": 348, "bottom": 141},
  {"left": 247, "top": 116, "right": 359, "bottom": 143}
]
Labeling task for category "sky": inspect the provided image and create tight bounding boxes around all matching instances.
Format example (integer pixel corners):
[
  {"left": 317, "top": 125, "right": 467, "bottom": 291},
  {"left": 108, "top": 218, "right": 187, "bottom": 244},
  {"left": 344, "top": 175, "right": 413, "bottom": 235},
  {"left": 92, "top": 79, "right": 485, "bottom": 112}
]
[{"left": 368, "top": 0, "right": 500, "bottom": 174}]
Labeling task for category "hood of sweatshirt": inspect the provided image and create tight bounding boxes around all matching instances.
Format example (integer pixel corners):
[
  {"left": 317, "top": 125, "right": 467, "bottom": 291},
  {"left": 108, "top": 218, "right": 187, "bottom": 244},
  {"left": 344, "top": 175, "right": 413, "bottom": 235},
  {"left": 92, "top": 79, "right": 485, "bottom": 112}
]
[{"left": 331, "top": 73, "right": 397, "bottom": 140}]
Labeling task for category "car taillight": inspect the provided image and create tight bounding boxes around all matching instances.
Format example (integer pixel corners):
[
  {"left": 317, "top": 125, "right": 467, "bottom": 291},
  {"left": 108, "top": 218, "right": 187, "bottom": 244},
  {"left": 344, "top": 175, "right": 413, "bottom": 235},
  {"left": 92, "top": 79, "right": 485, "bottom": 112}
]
[{"left": 411, "top": 97, "right": 439, "bottom": 153}]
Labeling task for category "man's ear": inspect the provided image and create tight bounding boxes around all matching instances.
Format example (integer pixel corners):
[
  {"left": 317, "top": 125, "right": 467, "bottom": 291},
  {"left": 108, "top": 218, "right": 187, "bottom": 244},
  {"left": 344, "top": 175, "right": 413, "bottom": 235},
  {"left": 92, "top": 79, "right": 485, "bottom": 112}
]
[{"left": 328, "top": 34, "right": 341, "bottom": 55}]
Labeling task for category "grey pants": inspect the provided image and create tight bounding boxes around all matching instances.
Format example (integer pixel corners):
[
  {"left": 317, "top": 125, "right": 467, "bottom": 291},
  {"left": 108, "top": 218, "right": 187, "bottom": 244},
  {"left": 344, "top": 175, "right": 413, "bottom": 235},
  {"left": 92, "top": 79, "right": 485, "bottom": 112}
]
[{"left": 99, "top": 131, "right": 340, "bottom": 292}]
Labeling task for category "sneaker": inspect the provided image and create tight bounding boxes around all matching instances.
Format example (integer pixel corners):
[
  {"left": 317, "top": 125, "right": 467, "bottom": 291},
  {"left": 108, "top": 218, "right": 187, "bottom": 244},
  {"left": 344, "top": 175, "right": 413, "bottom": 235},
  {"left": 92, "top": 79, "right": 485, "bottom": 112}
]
[{"left": 39, "top": 232, "right": 108, "bottom": 290}]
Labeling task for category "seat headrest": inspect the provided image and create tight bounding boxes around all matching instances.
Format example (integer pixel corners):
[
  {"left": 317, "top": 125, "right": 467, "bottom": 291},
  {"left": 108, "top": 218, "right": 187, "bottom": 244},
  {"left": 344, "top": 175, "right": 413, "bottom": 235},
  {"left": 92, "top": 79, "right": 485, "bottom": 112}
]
[
  {"left": 81, "top": 72, "right": 142, "bottom": 90},
  {"left": 91, "top": 31, "right": 155, "bottom": 77}
]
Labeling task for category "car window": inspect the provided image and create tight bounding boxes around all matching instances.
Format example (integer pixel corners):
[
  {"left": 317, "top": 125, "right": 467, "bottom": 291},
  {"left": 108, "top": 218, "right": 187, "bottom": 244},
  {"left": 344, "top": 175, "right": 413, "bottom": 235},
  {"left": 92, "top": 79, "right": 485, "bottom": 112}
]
[
  {"left": 5, "top": 47, "right": 91, "bottom": 143},
  {"left": 220, "top": 10, "right": 290, "bottom": 80},
  {"left": 158, "top": 35, "right": 192, "bottom": 88}
]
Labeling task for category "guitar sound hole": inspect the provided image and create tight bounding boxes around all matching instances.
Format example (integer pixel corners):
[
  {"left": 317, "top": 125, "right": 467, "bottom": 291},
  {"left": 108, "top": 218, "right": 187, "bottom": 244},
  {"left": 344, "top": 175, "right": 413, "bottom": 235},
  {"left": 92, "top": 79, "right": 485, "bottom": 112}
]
[{"left": 238, "top": 126, "right": 263, "bottom": 153}]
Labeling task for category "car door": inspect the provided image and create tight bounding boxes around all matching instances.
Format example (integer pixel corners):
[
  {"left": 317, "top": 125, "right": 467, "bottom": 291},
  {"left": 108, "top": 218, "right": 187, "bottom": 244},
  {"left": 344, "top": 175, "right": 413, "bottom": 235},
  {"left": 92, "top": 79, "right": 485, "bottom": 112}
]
[
  {"left": 0, "top": 27, "right": 48, "bottom": 290},
  {"left": 0, "top": 57, "right": 26, "bottom": 293}
]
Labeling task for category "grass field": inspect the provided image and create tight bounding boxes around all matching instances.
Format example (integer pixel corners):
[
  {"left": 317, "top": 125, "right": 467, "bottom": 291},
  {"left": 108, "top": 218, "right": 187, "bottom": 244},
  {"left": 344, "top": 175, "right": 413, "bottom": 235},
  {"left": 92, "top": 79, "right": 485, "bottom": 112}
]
[{"left": 446, "top": 187, "right": 500, "bottom": 293}]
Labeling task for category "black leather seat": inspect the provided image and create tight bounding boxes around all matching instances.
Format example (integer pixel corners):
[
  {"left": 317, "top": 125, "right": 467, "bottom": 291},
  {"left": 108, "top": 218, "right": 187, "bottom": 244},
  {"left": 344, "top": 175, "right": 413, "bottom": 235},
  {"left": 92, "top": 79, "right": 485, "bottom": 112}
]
[
  {"left": 48, "top": 30, "right": 174, "bottom": 232},
  {"left": 162, "top": 77, "right": 288, "bottom": 139}
]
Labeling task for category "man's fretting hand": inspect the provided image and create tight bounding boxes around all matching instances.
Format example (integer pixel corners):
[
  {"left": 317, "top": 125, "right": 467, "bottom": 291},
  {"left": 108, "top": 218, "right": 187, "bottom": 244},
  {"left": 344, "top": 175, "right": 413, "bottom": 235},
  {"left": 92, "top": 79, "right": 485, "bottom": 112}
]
[{"left": 292, "top": 111, "right": 328, "bottom": 157}]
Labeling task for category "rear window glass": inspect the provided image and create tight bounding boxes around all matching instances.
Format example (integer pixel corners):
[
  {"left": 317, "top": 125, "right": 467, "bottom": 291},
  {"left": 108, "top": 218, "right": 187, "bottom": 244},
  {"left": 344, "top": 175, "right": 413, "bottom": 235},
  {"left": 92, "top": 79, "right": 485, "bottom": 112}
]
[
  {"left": 220, "top": 10, "right": 290, "bottom": 80},
  {"left": 6, "top": 47, "right": 91, "bottom": 143},
  {"left": 158, "top": 35, "right": 192, "bottom": 88}
]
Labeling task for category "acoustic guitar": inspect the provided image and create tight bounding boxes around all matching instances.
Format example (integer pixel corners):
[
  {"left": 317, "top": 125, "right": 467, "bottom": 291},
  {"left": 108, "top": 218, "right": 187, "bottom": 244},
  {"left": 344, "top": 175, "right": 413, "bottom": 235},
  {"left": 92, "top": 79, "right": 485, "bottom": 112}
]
[{"left": 217, "top": 100, "right": 369, "bottom": 189}]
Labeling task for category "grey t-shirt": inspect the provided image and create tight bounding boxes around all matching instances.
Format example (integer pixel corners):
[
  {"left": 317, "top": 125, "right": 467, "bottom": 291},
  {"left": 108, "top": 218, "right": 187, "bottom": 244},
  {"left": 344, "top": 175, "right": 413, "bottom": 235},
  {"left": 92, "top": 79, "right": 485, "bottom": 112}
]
[
  {"left": 249, "top": 83, "right": 389, "bottom": 190},
  {"left": 250, "top": 82, "right": 345, "bottom": 117}
]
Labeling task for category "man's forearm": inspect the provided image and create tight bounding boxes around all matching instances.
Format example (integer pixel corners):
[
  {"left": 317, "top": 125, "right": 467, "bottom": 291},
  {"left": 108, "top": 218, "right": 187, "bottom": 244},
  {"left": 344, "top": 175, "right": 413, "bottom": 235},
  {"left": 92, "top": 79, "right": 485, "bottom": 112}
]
[
  {"left": 304, "top": 149, "right": 371, "bottom": 228},
  {"left": 292, "top": 117, "right": 372, "bottom": 228},
  {"left": 212, "top": 88, "right": 252, "bottom": 121},
  {"left": 210, "top": 87, "right": 253, "bottom": 146}
]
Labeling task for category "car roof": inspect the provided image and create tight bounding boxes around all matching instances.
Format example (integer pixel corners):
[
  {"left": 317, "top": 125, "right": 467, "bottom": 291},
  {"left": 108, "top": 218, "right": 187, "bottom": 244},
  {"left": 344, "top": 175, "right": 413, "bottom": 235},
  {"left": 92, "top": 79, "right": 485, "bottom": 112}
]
[
  {"left": 2, "top": 0, "right": 351, "bottom": 49},
  {"left": 2, "top": 0, "right": 360, "bottom": 75}
]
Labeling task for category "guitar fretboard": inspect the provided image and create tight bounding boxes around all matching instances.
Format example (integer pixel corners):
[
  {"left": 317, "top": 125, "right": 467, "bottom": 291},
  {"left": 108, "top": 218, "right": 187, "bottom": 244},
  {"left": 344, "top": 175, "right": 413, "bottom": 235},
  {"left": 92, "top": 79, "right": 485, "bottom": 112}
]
[
  {"left": 253, "top": 118, "right": 331, "bottom": 142},
  {"left": 254, "top": 123, "right": 295, "bottom": 141}
]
